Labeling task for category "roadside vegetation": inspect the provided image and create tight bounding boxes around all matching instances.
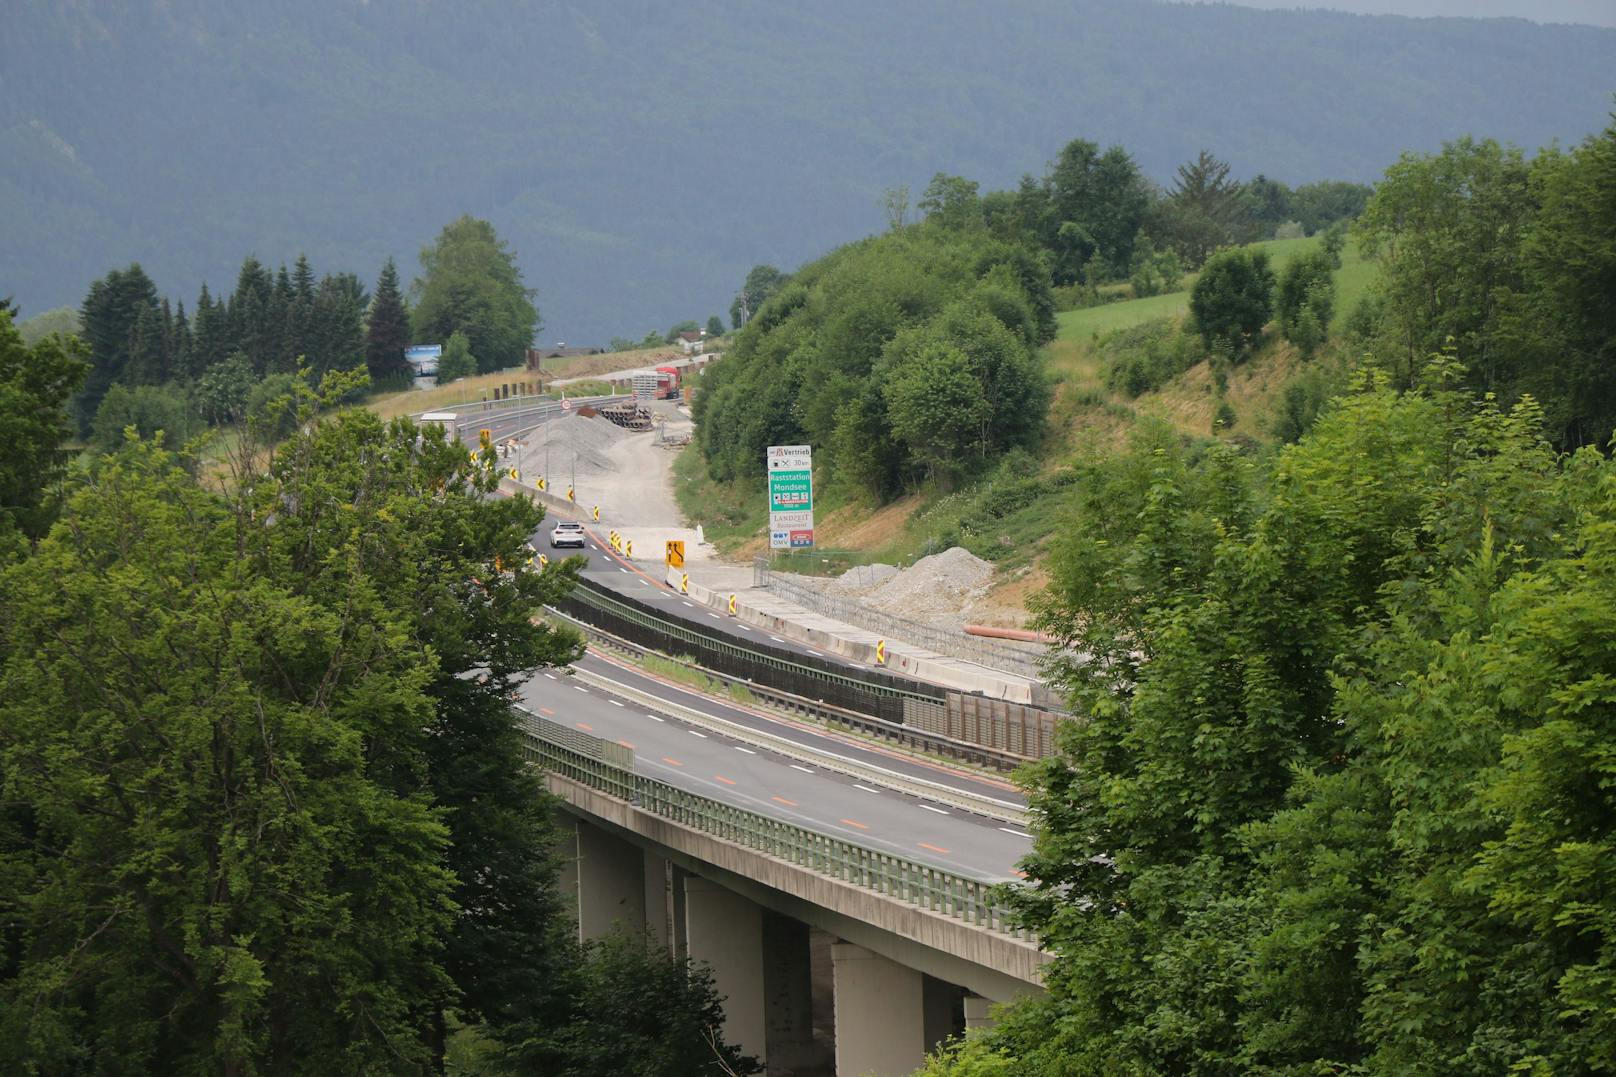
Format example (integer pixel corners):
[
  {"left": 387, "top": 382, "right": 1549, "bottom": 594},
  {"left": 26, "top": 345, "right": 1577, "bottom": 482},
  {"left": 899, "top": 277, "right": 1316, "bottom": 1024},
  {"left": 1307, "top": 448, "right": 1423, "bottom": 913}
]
[{"left": 902, "top": 123, "right": 1616, "bottom": 1075}]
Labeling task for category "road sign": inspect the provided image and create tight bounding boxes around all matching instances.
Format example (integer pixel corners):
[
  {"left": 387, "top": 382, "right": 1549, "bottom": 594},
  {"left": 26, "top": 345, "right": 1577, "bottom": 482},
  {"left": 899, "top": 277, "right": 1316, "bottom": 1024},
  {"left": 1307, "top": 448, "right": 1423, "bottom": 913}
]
[
  {"left": 767, "top": 444, "right": 813, "bottom": 549},
  {"left": 538, "top": 553, "right": 549, "bottom": 568},
  {"left": 728, "top": 593, "right": 737, "bottom": 615},
  {"left": 567, "top": 486, "right": 574, "bottom": 503},
  {"left": 508, "top": 466, "right": 519, "bottom": 480},
  {"left": 592, "top": 505, "right": 600, "bottom": 522},
  {"left": 666, "top": 541, "right": 685, "bottom": 568},
  {"left": 561, "top": 397, "right": 572, "bottom": 411},
  {"left": 625, "top": 539, "right": 633, "bottom": 557},
  {"left": 536, "top": 476, "right": 546, "bottom": 491},
  {"left": 680, "top": 573, "right": 689, "bottom": 594},
  {"left": 875, "top": 639, "right": 886, "bottom": 665},
  {"left": 479, "top": 428, "right": 492, "bottom": 448}
]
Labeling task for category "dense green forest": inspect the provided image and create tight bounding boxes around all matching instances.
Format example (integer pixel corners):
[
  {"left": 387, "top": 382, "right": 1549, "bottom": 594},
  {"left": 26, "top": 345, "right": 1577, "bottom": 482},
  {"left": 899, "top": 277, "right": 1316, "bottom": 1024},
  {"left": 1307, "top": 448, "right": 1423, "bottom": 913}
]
[
  {"left": 0, "top": 321, "right": 759, "bottom": 1073},
  {"left": 909, "top": 118, "right": 1616, "bottom": 1075},
  {"left": 5, "top": 1, "right": 1612, "bottom": 342}
]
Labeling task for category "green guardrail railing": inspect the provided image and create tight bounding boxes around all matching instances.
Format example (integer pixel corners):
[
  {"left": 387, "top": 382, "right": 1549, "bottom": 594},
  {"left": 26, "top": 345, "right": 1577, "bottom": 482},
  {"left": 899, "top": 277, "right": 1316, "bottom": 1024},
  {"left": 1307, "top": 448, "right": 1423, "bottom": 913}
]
[{"left": 514, "top": 707, "right": 1028, "bottom": 940}]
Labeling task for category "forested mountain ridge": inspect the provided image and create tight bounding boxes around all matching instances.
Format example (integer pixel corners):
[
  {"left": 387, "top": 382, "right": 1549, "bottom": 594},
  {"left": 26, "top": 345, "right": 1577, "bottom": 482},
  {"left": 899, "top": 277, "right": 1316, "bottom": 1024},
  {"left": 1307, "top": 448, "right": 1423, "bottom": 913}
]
[{"left": 3, "top": 0, "right": 1612, "bottom": 342}]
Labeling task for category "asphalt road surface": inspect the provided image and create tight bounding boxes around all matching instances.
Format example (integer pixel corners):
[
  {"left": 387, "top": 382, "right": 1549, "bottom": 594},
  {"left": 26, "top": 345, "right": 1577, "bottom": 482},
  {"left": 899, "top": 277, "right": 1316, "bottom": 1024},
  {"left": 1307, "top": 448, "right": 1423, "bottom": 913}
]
[{"left": 518, "top": 651, "right": 1033, "bottom": 883}]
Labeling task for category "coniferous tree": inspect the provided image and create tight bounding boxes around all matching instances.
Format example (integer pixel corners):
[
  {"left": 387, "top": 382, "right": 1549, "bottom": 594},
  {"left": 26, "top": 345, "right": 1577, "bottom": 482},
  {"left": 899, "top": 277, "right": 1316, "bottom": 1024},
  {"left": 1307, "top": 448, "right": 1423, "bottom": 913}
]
[
  {"left": 129, "top": 300, "right": 168, "bottom": 385},
  {"left": 171, "top": 300, "right": 193, "bottom": 381},
  {"left": 366, "top": 258, "right": 412, "bottom": 383},
  {"left": 190, "top": 283, "right": 227, "bottom": 375},
  {"left": 228, "top": 257, "right": 275, "bottom": 375},
  {"left": 291, "top": 254, "right": 315, "bottom": 303},
  {"left": 78, "top": 263, "right": 160, "bottom": 433}
]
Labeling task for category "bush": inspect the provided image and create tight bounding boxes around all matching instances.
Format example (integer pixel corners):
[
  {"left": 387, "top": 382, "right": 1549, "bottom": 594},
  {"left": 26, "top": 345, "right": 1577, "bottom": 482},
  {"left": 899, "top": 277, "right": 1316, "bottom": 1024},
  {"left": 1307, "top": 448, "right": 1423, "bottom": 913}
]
[
  {"left": 1277, "top": 250, "right": 1336, "bottom": 358},
  {"left": 246, "top": 371, "right": 305, "bottom": 442},
  {"left": 194, "top": 353, "right": 255, "bottom": 424},
  {"left": 1128, "top": 240, "right": 1184, "bottom": 298},
  {"left": 90, "top": 382, "right": 196, "bottom": 454},
  {"left": 1189, "top": 247, "right": 1275, "bottom": 357},
  {"left": 1268, "top": 361, "right": 1348, "bottom": 443},
  {"left": 437, "top": 330, "right": 476, "bottom": 382},
  {"left": 1101, "top": 317, "right": 1202, "bottom": 397}
]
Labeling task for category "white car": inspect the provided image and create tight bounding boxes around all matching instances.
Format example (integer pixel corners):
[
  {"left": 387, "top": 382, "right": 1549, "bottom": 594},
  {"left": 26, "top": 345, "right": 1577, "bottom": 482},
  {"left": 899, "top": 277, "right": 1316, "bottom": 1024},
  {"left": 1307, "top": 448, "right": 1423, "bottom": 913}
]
[{"left": 549, "top": 521, "right": 587, "bottom": 549}]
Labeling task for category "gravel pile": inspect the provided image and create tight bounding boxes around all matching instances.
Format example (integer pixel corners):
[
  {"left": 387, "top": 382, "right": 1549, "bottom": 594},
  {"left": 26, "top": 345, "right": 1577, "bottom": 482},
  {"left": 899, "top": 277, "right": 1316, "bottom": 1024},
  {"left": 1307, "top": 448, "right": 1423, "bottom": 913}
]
[
  {"left": 794, "top": 546, "right": 997, "bottom": 629},
  {"left": 864, "top": 547, "right": 995, "bottom": 624},
  {"left": 532, "top": 413, "right": 632, "bottom": 474}
]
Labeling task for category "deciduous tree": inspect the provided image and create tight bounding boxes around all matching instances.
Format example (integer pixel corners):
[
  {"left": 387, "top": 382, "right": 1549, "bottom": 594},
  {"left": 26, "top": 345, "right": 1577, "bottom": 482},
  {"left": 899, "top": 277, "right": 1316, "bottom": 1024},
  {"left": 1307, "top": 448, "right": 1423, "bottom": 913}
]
[
  {"left": 411, "top": 216, "right": 539, "bottom": 374},
  {"left": 1189, "top": 246, "right": 1274, "bottom": 355},
  {"left": 0, "top": 309, "right": 87, "bottom": 551}
]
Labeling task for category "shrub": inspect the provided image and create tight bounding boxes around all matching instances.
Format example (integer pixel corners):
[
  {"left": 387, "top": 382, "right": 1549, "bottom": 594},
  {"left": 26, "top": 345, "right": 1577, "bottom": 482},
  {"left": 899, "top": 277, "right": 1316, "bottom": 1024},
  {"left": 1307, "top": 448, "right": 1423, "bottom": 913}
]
[
  {"left": 1101, "top": 317, "right": 1202, "bottom": 397},
  {"left": 90, "top": 382, "right": 196, "bottom": 454},
  {"left": 1277, "top": 250, "right": 1336, "bottom": 358}
]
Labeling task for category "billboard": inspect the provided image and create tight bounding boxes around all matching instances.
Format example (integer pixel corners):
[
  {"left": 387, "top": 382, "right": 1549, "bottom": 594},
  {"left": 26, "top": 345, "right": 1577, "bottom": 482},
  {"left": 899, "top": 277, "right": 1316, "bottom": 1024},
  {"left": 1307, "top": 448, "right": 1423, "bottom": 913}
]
[
  {"left": 405, "top": 344, "right": 442, "bottom": 375},
  {"left": 767, "top": 444, "right": 812, "bottom": 549}
]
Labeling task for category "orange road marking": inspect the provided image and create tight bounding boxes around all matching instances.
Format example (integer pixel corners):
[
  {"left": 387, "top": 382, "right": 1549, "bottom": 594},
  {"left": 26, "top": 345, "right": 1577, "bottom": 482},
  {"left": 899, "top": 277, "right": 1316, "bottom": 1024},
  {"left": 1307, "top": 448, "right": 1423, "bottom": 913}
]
[
  {"left": 840, "top": 818, "right": 869, "bottom": 830},
  {"left": 771, "top": 795, "right": 798, "bottom": 807},
  {"left": 662, "top": 757, "right": 683, "bottom": 767},
  {"left": 538, "top": 707, "right": 555, "bottom": 716},
  {"left": 713, "top": 775, "right": 737, "bottom": 785},
  {"left": 575, "top": 722, "right": 593, "bottom": 732},
  {"left": 918, "top": 842, "right": 951, "bottom": 855},
  {"left": 617, "top": 740, "right": 635, "bottom": 749}
]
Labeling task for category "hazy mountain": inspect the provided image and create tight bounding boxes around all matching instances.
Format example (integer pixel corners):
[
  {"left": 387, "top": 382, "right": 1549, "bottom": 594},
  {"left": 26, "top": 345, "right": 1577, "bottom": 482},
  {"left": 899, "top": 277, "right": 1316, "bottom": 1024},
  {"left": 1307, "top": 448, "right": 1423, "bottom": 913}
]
[{"left": 2, "top": 0, "right": 1612, "bottom": 344}]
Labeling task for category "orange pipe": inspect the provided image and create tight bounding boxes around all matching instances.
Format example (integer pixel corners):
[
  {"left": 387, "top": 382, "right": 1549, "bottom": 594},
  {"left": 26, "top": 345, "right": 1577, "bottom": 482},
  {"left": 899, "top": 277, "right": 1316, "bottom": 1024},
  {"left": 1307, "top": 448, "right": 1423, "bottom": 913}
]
[{"left": 964, "top": 624, "right": 1058, "bottom": 644}]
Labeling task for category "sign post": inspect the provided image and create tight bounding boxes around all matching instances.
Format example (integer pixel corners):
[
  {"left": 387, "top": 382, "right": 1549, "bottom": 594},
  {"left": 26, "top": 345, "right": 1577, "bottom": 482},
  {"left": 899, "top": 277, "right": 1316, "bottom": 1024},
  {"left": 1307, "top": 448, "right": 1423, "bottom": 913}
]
[{"left": 766, "top": 444, "right": 814, "bottom": 550}]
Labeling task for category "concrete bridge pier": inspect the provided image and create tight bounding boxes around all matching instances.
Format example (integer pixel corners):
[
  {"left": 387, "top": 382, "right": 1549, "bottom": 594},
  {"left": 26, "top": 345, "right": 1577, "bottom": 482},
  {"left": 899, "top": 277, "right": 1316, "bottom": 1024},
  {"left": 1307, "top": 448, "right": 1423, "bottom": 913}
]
[
  {"left": 831, "top": 941, "right": 935, "bottom": 1076},
  {"left": 685, "top": 875, "right": 768, "bottom": 1062},
  {"left": 574, "top": 818, "right": 647, "bottom": 940}
]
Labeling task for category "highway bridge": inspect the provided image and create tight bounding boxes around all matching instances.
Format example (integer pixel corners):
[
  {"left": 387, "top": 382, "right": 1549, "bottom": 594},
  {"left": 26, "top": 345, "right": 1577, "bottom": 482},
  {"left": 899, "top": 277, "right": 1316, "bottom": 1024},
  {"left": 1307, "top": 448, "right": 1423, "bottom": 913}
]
[{"left": 424, "top": 396, "right": 1052, "bottom": 1076}]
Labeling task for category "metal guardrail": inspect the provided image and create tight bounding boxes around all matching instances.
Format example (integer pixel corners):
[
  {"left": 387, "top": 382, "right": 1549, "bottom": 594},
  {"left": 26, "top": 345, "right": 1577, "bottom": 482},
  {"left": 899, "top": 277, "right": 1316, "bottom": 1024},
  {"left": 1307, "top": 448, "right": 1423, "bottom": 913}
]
[
  {"left": 562, "top": 580, "right": 945, "bottom": 714},
  {"left": 566, "top": 665, "right": 1028, "bottom": 825},
  {"left": 556, "top": 607, "right": 1032, "bottom": 773},
  {"left": 514, "top": 708, "right": 1029, "bottom": 938},
  {"left": 411, "top": 395, "right": 619, "bottom": 437},
  {"left": 752, "top": 558, "right": 1049, "bottom": 679}
]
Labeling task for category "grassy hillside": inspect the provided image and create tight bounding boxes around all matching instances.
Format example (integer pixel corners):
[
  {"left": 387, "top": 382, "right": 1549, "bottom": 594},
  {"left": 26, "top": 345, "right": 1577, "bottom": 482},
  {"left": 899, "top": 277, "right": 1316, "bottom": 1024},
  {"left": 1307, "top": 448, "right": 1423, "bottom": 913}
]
[{"left": 679, "top": 233, "right": 1383, "bottom": 622}]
